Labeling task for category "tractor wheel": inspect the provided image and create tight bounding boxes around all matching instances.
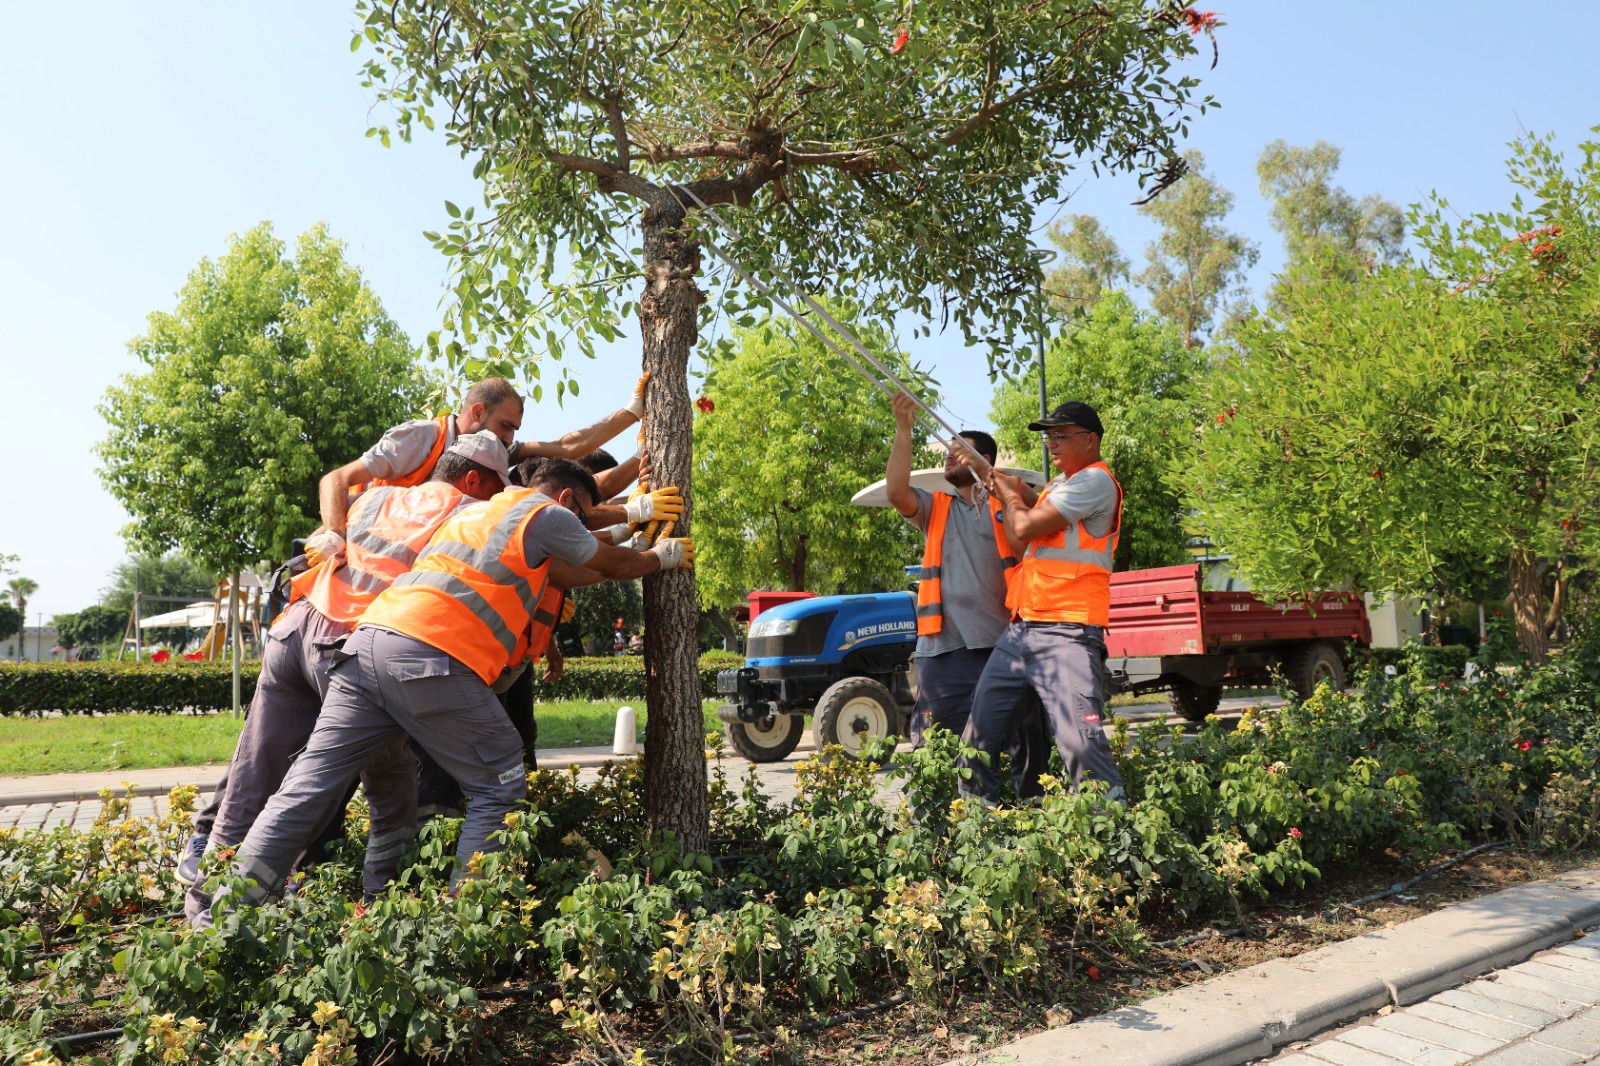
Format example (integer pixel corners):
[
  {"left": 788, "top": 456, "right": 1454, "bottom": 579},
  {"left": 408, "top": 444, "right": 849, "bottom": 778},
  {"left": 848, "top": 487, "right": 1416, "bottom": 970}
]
[
  {"left": 1169, "top": 681, "right": 1224, "bottom": 722},
  {"left": 812, "top": 677, "right": 900, "bottom": 760},
  {"left": 726, "top": 711, "right": 806, "bottom": 763},
  {"left": 1285, "top": 642, "right": 1346, "bottom": 700}
]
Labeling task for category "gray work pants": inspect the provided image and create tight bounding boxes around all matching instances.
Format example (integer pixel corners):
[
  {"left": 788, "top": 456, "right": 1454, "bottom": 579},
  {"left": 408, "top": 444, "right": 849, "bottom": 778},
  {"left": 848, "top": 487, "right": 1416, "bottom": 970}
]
[
  {"left": 215, "top": 626, "right": 526, "bottom": 919},
  {"left": 911, "top": 645, "right": 1049, "bottom": 800},
  {"left": 184, "top": 600, "right": 416, "bottom": 921},
  {"left": 959, "top": 621, "right": 1126, "bottom": 804}
]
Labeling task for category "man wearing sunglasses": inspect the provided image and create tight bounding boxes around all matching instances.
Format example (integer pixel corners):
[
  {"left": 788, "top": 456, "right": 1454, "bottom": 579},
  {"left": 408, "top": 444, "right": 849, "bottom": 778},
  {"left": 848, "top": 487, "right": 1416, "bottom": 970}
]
[{"left": 958, "top": 401, "right": 1127, "bottom": 805}]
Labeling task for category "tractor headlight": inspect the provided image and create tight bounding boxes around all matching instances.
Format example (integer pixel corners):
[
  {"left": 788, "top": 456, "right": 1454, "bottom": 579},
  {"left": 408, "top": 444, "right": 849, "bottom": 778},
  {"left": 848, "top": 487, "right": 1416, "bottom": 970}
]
[{"left": 749, "top": 618, "right": 801, "bottom": 639}]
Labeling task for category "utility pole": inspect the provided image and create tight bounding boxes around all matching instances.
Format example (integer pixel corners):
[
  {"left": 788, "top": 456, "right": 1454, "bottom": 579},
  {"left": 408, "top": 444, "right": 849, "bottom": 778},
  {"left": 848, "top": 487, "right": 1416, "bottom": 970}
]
[{"left": 36, "top": 611, "right": 43, "bottom": 661}]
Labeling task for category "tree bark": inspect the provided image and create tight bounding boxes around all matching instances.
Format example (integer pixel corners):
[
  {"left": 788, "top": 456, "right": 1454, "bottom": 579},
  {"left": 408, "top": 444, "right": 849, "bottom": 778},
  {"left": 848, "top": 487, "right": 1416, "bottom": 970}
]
[
  {"left": 702, "top": 606, "right": 739, "bottom": 652},
  {"left": 1508, "top": 544, "right": 1549, "bottom": 663},
  {"left": 787, "top": 532, "right": 809, "bottom": 592},
  {"left": 637, "top": 200, "right": 709, "bottom": 855}
]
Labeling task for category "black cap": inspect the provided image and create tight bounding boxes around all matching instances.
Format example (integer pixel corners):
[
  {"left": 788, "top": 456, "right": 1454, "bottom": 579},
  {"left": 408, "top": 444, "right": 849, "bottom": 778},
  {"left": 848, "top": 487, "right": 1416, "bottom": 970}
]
[{"left": 1028, "top": 401, "right": 1104, "bottom": 438}]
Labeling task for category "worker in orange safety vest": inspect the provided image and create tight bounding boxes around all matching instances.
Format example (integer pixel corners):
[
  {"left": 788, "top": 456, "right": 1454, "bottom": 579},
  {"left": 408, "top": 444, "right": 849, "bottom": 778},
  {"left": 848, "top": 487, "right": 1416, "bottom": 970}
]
[
  {"left": 886, "top": 392, "right": 1048, "bottom": 800},
  {"left": 957, "top": 400, "right": 1127, "bottom": 805}
]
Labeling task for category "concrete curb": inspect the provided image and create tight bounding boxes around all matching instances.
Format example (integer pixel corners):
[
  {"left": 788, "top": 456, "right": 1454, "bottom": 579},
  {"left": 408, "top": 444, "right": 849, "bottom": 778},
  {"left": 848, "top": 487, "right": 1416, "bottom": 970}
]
[{"left": 950, "top": 867, "right": 1600, "bottom": 1066}]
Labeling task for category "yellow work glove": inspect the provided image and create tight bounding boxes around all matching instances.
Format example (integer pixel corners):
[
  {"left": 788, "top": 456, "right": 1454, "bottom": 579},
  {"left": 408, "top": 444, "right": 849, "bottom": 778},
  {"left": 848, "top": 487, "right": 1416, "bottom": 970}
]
[
  {"left": 649, "top": 537, "right": 696, "bottom": 571},
  {"left": 304, "top": 530, "right": 346, "bottom": 568},
  {"left": 625, "top": 370, "right": 652, "bottom": 419},
  {"left": 624, "top": 486, "right": 683, "bottom": 525},
  {"left": 560, "top": 597, "right": 577, "bottom": 624}
]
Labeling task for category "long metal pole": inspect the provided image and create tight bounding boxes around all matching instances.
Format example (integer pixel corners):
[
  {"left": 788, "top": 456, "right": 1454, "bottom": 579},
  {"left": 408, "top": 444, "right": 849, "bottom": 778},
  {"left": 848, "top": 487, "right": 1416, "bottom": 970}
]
[
  {"left": 229, "top": 572, "right": 242, "bottom": 718},
  {"left": 1037, "top": 278, "right": 1050, "bottom": 474}
]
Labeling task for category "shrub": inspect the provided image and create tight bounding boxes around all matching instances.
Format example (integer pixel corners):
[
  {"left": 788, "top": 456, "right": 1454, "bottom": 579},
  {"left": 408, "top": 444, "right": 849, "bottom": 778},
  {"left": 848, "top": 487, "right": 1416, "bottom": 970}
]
[{"left": 1360, "top": 644, "right": 1470, "bottom": 682}]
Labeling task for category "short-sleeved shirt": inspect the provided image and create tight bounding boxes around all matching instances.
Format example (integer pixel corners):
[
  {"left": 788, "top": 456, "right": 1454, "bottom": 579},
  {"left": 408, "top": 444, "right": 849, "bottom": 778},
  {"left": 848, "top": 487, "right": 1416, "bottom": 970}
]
[
  {"left": 1044, "top": 466, "right": 1119, "bottom": 539},
  {"left": 520, "top": 499, "right": 600, "bottom": 570},
  {"left": 904, "top": 488, "right": 1012, "bottom": 658},
  {"left": 361, "top": 417, "right": 460, "bottom": 482}
]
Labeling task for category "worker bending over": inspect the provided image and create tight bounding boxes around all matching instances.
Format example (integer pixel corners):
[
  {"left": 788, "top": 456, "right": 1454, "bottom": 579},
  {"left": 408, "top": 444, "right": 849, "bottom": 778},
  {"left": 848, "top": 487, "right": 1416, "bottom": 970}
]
[
  {"left": 958, "top": 401, "right": 1127, "bottom": 805},
  {"left": 208, "top": 459, "right": 694, "bottom": 921},
  {"left": 181, "top": 432, "right": 511, "bottom": 919}
]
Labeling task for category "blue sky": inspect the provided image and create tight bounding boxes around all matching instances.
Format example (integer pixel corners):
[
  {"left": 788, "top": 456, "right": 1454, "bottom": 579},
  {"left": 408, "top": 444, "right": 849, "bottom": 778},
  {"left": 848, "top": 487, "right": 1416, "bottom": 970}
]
[{"left": 2, "top": 2, "right": 1595, "bottom": 620}]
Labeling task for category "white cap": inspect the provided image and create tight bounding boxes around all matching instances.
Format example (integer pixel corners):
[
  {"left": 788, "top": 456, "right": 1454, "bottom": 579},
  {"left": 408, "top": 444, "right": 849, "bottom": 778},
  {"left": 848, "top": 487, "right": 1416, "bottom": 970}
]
[{"left": 446, "top": 430, "right": 511, "bottom": 482}]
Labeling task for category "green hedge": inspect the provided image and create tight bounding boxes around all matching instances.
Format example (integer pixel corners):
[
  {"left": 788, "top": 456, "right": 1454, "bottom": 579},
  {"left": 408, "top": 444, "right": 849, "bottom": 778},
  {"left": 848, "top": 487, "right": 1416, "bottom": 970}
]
[
  {"left": 0, "top": 651, "right": 747, "bottom": 717},
  {"left": 1361, "top": 644, "right": 1472, "bottom": 681}
]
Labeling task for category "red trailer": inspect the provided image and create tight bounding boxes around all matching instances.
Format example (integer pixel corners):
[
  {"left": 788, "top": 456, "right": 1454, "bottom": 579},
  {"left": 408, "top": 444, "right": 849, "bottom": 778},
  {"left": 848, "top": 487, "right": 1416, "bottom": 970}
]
[{"left": 1106, "top": 564, "right": 1371, "bottom": 720}]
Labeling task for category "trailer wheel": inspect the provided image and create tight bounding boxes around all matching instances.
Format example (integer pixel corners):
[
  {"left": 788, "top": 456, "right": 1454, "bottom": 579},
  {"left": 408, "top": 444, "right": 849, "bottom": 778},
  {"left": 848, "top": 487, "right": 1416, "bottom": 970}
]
[
  {"left": 1169, "top": 681, "right": 1224, "bottom": 722},
  {"left": 813, "top": 677, "right": 900, "bottom": 759},
  {"left": 1286, "top": 641, "right": 1345, "bottom": 700},
  {"left": 726, "top": 712, "right": 806, "bottom": 763}
]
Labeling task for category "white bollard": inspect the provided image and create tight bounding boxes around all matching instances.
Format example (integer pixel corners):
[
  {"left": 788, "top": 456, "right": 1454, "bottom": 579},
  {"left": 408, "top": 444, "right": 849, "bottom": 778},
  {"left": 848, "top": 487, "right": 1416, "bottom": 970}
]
[{"left": 612, "top": 705, "right": 638, "bottom": 755}]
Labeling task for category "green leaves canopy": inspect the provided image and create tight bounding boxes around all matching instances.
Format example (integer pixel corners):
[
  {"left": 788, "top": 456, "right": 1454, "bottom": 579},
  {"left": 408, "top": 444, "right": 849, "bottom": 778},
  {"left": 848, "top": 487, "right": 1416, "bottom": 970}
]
[
  {"left": 991, "top": 292, "right": 1200, "bottom": 571},
  {"left": 1183, "top": 132, "right": 1600, "bottom": 624},
  {"left": 693, "top": 312, "right": 937, "bottom": 609},
  {"left": 97, "top": 224, "right": 431, "bottom": 575},
  {"left": 356, "top": 0, "right": 1213, "bottom": 379}
]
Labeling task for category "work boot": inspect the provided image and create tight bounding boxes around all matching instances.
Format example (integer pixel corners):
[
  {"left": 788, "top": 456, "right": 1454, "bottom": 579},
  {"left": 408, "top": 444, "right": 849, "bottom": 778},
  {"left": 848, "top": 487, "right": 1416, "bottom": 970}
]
[{"left": 175, "top": 832, "right": 210, "bottom": 886}]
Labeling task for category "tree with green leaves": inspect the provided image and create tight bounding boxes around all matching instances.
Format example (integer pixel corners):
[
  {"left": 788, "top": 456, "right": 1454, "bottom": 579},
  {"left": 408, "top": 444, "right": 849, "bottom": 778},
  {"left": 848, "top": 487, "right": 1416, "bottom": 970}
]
[
  {"left": 1136, "top": 149, "right": 1257, "bottom": 347},
  {"left": 993, "top": 292, "right": 1199, "bottom": 571},
  {"left": 51, "top": 605, "right": 123, "bottom": 654},
  {"left": 1043, "top": 215, "right": 1131, "bottom": 318},
  {"left": 694, "top": 313, "right": 934, "bottom": 610},
  {"left": 356, "top": 0, "right": 1214, "bottom": 849},
  {"left": 98, "top": 554, "right": 216, "bottom": 651},
  {"left": 1183, "top": 131, "right": 1600, "bottom": 661},
  {"left": 0, "top": 603, "right": 21, "bottom": 649},
  {"left": 1257, "top": 140, "right": 1404, "bottom": 293},
  {"left": 7, "top": 577, "right": 37, "bottom": 631},
  {"left": 97, "top": 223, "right": 430, "bottom": 579}
]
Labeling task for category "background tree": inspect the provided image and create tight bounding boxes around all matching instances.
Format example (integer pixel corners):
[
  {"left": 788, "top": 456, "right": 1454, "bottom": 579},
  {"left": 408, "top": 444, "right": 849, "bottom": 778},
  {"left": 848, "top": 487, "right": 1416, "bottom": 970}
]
[
  {"left": 993, "top": 292, "right": 1200, "bottom": 571},
  {"left": 694, "top": 313, "right": 935, "bottom": 612},
  {"left": 97, "top": 223, "right": 430, "bottom": 578},
  {"left": 50, "top": 605, "right": 123, "bottom": 655},
  {"left": 1043, "top": 215, "right": 1131, "bottom": 318},
  {"left": 1182, "top": 132, "right": 1600, "bottom": 661},
  {"left": 556, "top": 579, "right": 644, "bottom": 657},
  {"left": 358, "top": 0, "right": 1213, "bottom": 851},
  {"left": 7, "top": 578, "right": 37, "bottom": 633},
  {"left": 0, "top": 603, "right": 21, "bottom": 649},
  {"left": 1257, "top": 140, "right": 1404, "bottom": 297},
  {"left": 98, "top": 554, "right": 216, "bottom": 651},
  {"left": 1137, "top": 149, "right": 1257, "bottom": 346}
]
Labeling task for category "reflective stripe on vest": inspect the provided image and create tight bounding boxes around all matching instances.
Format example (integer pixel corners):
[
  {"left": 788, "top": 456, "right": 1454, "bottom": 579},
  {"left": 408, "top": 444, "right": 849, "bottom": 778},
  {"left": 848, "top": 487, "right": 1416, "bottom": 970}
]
[
  {"left": 916, "top": 492, "right": 1018, "bottom": 637},
  {"left": 292, "top": 483, "right": 476, "bottom": 625},
  {"left": 527, "top": 585, "right": 564, "bottom": 658},
  {"left": 358, "top": 488, "right": 555, "bottom": 684},
  {"left": 1006, "top": 462, "right": 1123, "bottom": 627}
]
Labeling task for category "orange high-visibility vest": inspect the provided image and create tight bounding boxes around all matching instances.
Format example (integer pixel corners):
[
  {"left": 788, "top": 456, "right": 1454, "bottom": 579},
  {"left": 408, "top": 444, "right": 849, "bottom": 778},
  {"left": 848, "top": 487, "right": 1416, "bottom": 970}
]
[
  {"left": 915, "top": 493, "right": 1018, "bottom": 637},
  {"left": 526, "top": 586, "right": 565, "bottom": 658},
  {"left": 1006, "top": 462, "right": 1123, "bottom": 627},
  {"left": 291, "top": 482, "right": 476, "bottom": 625},
  {"left": 371, "top": 414, "right": 453, "bottom": 489},
  {"left": 359, "top": 488, "right": 556, "bottom": 684}
]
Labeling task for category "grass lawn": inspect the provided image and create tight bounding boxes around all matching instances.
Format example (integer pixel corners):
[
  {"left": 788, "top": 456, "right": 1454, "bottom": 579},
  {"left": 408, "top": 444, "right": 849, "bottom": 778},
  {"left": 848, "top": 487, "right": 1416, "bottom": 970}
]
[{"left": 0, "top": 701, "right": 727, "bottom": 777}]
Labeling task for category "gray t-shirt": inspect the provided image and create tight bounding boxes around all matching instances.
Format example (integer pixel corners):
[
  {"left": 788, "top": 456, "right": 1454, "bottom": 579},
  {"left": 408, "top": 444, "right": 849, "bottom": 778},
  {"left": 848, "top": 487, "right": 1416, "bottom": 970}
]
[
  {"left": 520, "top": 499, "right": 600, "bottom": 569},
  {"left": 1045, "top": 466, "right": 1120, "bottom": 539},
  {"left": 905, "top": 488, "right": 1012, "bottom": 658},
  {"left": 362, "top": 417, "right": 459, "bottom": 481}
]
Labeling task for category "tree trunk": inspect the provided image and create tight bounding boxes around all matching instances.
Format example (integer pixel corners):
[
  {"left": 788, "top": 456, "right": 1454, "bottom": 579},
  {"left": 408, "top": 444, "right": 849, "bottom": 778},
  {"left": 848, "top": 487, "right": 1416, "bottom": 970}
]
[
  {"left": 637, "top": 201, "right": 709, "bottom": 855},
  {"left": 787, "top": 533, "right": 808, "bottom": 592},
  {"left": 702, "top": 607, "right": 739, "bottom": 653},
  {"left": 1508, "top": 544, "right": 1549, "bottom": 663},
  {"left": 1544, "top": 561, "right": 1567, "bottom": 640}
]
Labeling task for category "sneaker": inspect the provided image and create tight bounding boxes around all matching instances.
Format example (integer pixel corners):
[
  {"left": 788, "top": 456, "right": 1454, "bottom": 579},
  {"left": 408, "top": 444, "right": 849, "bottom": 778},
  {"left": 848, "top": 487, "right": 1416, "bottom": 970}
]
[{"left": 175, "top": 832, "right": 209, "bottom": 886}]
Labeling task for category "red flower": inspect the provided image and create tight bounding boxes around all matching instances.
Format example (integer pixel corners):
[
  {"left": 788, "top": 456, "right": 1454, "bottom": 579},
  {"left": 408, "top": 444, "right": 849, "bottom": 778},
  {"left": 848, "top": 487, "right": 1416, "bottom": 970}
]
[
  {"left": 352, "top": 901, "right": 369, "bottom": 918},
  {"left": 1395, "top": 769, "right": 1409, "bottom": 776},
  {"left": 1439, "top": 681, "right": 1450, "bottom": 689},
  {"left": 1494, "top": 610, "right": 1503, "bottom": 616},
  {"left": 1517, "top": 739, "right": 1533, "bottom": 752},
  {"left": 695, "top": 396, "right": 715, "bottom": 414},
  {"left": 1216, "top": 413, "right": 1227, "bottom": 423},
  {"left": 1288, "top": 827, "right": 1303, "bottom": 840},
  {"left": 1087, "top": 965, "right": 1102, "bottom": 981},
  {"left": 1181, "top": 8, "right": 1219, "bottom": 34},
  {"left": 890, "top": 29, "right": 909, "bottom": 54},
  {"left": 151, "top": 649, "right": 171, "bottom": 664}
]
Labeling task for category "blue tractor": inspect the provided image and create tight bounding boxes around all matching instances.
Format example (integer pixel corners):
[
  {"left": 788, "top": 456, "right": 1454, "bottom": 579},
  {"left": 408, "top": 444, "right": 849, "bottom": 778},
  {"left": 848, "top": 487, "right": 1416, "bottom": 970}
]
[{"left": 716, "top": 592, "right": 919, "bottom": 761}]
